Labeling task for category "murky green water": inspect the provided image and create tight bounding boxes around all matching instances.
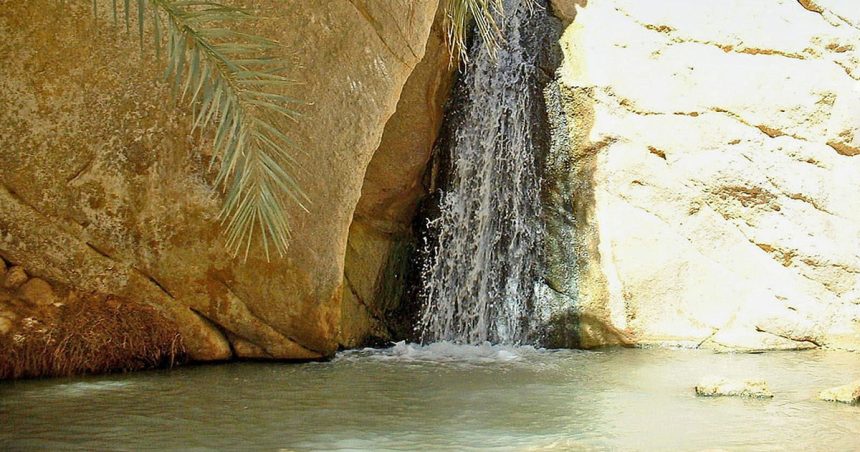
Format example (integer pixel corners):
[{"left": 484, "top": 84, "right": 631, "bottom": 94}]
[{"left": 1, "top": 344, "right": 858, "bottom": 451}]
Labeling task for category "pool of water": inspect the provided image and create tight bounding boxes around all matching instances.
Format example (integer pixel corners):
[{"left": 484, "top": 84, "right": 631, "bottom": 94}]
[{"left": 1, "top": 344, "right": 858, "bottom": 450}]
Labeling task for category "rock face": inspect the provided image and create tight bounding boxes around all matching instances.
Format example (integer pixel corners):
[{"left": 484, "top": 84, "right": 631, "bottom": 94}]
[
  {"left": 695, "top": 376, "right": 774, "bottom": 399},
  {"left": 548, "top": 0, "right": 586, "bottom": 25},
  {"left": 0, "top": 0, "right": 439, "bottom": 360},
  {"left": 340, "top": 7, "right": 456, "bottom": 348},
  {"left": 549, "top": 0, "right": 860, "bottom": 350},
  {"left": 819, "top": 380, "right": 860, "bottom": 404}
]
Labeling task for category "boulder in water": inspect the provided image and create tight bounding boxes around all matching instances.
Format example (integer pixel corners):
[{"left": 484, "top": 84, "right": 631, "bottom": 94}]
[
  {"left": 695, "top": 376, "right": 774, "bottom": 399},
  {"left": 819, "top": 381, "right": 860, "bottom": 405}
]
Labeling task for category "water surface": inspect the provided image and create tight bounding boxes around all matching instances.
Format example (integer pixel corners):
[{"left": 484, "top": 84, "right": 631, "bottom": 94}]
[{"left": 1, "top": 344, "right": 858, "bottom": 451}]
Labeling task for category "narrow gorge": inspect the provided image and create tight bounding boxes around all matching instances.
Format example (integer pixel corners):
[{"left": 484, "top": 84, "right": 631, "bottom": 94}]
[{"left": 1, "top": 0, "right": 858, "bottom": 449}]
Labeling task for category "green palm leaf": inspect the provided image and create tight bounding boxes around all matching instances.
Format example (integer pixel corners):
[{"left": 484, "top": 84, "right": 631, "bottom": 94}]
[
  {"left": 444, "top": 0, "right": 505, "bottom": 62},
  {"left": 89, "top": 0, "right": 305, "bottom": 260}
]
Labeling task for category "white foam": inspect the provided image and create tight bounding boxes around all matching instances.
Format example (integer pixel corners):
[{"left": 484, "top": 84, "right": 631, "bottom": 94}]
[
  {"left": 335, "top": 341, "right": 544, "bottom": 364},
  {"left": 39, "top": 380, "right": 134, "bottom": 398}
]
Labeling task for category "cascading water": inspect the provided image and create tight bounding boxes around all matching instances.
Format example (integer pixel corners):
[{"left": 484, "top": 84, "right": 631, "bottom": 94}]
[{"left": 418, "top": 0, "right": 556, "bottom": 345}]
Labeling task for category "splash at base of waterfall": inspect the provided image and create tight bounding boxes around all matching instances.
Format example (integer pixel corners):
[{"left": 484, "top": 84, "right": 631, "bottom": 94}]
[{"left": 336, "top": 341, "right": 550, "bottom": 364}]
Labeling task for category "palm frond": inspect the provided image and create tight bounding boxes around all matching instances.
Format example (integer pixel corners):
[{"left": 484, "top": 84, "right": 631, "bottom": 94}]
[
  {"left": 444, "top": 0, "right": 505, "bottom": 63},
  {"left": 89, "top": 0, "right": 305, "bottom": 260}
]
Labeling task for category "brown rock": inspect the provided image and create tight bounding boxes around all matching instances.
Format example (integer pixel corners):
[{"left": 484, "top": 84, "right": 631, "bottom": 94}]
[
  {"left": 3, "top": 266, "right": 28, "bottom": 290},
  {"left": 231, "top": 336, "right": 272, "bottom": 359},
  {"left": 0, "top": 317, "right": 12, "bottom": 335},
  {"left": 0, "top": 309, "right": 18, "bottom": 322},
  {"left": 18, "top": 278, "right": 56, "bottom": 306},
  {"left": 0, "top": 0, "right": 440, "bottom": 360},
  {"left": 550, "top": 0, "right": 586, "bottom": 25},
  {"left": 341, "top": 5, "right": 456, "bottom": 347}
]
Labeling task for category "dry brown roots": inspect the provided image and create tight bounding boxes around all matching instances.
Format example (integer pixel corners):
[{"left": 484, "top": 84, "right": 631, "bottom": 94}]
[{"left": 0, "top": 295, "right": 187, "bottom": 379}]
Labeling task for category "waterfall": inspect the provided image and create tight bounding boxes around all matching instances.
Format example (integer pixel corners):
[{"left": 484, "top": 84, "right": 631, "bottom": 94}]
[{"left": 418, "top": 0, "right": 555, "bottom": 345}]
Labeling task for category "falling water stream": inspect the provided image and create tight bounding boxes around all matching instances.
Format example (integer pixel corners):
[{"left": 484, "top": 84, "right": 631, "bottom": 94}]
[{"left": 418, "top": 0, "right": 550, "bottom": 345}]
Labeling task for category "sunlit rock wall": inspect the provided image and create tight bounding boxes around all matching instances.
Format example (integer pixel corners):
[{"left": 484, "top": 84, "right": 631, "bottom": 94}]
[{"left": 550, "top": 0, "right": 860, "bottom": 350}]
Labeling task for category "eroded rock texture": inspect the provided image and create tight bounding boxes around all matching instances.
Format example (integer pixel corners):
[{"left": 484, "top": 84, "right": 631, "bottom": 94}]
[
  {"left": 340, "top": 7, "right": 456, "bottom": 347},
  {"left": 0, "top": 0, "right": 438, "bottom": 360},
  {"left": 551, "top": 0, "right": 860, "bottom": 350}
]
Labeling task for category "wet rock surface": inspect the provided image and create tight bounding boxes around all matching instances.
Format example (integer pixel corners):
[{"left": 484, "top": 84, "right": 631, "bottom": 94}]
[
  {"left": 695, "top": 376, "right": 774, "bottom": 399},
  {"left": 819, "top": 380, "right": 860, "bottom": 404}
]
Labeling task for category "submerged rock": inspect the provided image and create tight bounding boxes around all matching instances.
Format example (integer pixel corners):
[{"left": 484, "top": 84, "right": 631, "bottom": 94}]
[
  {"left": 819, "top": 381, "right": 860, "bottom": 405},
  {"left": 695, "top": 376, "right": 774, "bottom": 399}
]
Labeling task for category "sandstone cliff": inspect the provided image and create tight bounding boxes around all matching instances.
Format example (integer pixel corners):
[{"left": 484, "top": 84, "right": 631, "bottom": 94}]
[
  {"left": 0, "top": 0, "right": 440, "bottom": 361},
  {"left": 340, "top": 6, "right": 456, "bottom": 347}
]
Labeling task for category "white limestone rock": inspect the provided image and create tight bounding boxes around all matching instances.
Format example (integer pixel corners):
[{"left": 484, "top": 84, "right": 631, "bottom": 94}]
[
  {"left": 695, "top": 376, "right": 774, "bottom": 399},
  {"left": 555, "top": 0, "right": 860, "bottom": 351}
]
